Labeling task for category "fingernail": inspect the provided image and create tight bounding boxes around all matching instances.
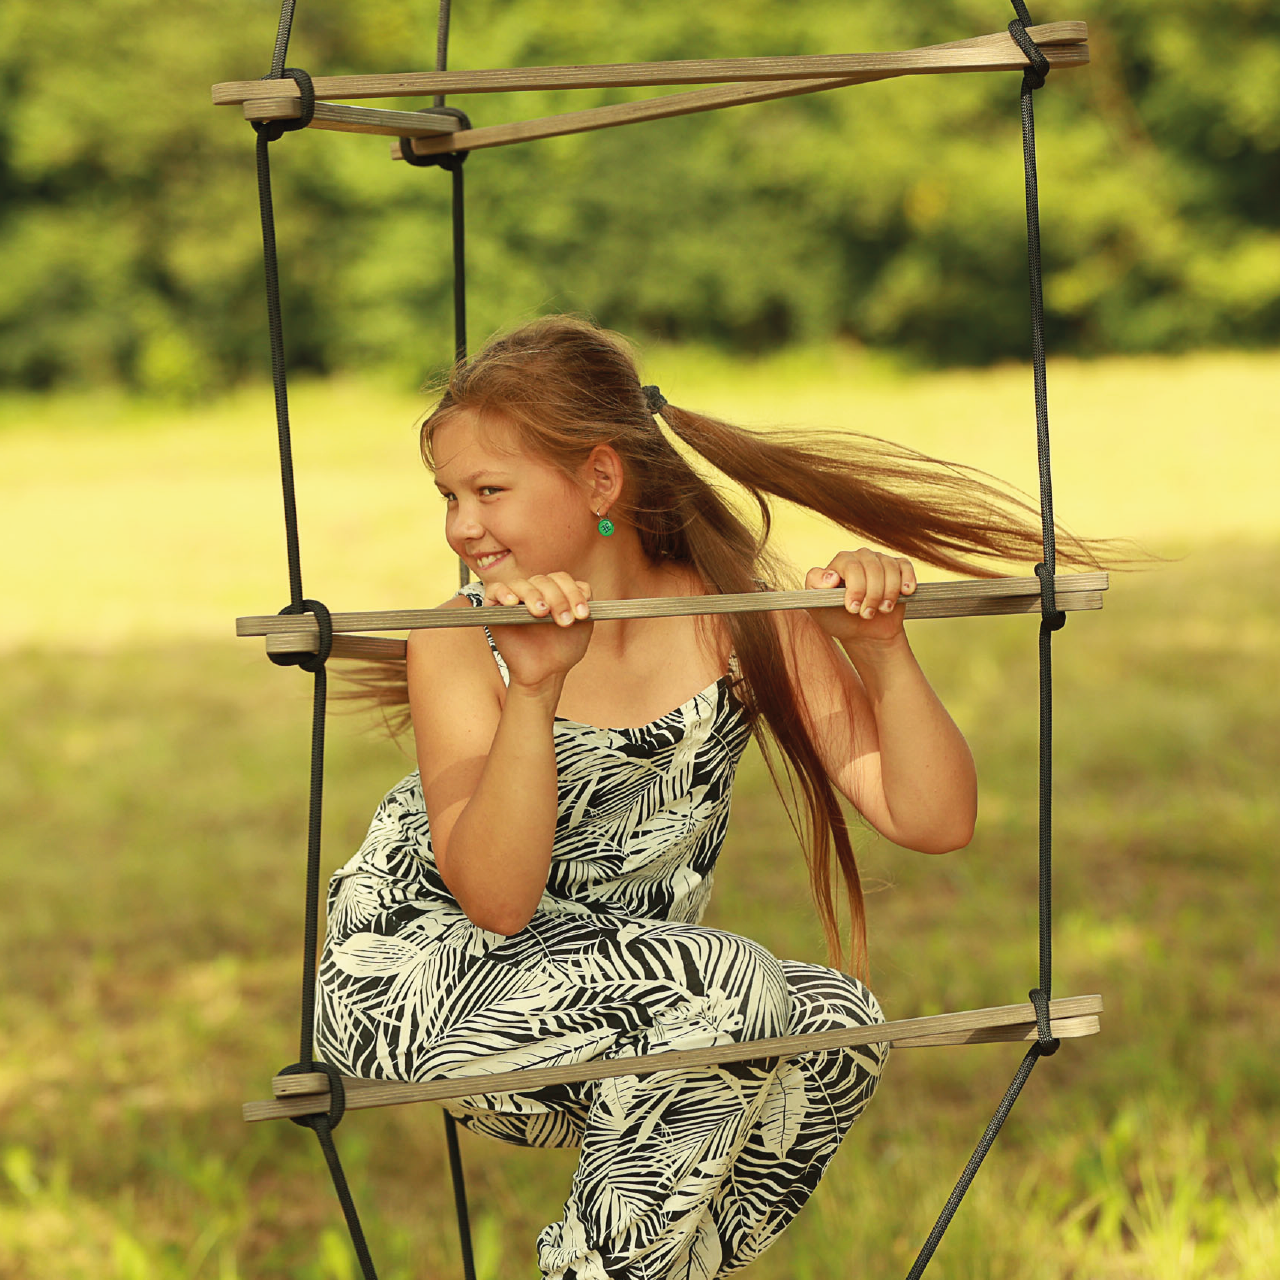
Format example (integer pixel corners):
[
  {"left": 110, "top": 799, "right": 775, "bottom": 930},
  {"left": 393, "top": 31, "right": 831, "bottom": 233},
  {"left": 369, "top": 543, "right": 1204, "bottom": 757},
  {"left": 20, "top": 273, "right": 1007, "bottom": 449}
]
[
  {"left": 861, "top": 607, "right": 876, "bottom": 619},
  {"left": 559, "top": 611, "right": 572, "bottom": 624},
  {"left": 574, "top": 603, "right": 589, "bottom": 618},
  {"left": 880, "top": 600, "right": 894, "bottom": 612},
  {"left": 823, "top": 571, "right": 838, "bottom": 584}
]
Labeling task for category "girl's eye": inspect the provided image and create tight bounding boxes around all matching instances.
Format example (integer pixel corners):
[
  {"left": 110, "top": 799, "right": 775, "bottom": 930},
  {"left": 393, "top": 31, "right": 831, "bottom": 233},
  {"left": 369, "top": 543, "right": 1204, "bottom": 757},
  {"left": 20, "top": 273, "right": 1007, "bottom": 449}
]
[{"left": 479, "top": 486, "right": 503, "bottom": 497}]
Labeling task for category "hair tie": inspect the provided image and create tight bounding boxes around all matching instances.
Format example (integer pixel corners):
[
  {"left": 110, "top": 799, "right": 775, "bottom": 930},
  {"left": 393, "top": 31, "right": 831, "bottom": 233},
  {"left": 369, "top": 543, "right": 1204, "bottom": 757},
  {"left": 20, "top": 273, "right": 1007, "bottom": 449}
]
[{"left": 642, "top": 385, "right": 667, "bottom": 415}]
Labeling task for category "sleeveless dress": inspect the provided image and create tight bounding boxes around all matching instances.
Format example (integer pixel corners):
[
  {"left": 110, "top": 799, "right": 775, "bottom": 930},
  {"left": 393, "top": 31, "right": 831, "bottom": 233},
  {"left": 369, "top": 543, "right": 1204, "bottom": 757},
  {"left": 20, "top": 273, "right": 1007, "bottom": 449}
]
[{"left": 316, "top": 583, "right": 888, "bottom": 1280}]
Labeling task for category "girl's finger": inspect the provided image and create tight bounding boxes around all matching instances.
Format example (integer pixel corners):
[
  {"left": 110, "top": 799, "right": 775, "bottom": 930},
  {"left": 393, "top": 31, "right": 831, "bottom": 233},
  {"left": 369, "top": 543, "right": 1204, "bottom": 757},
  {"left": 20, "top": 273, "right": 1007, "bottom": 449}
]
[
  {"left": 547, "top": 571, "right": 591, "bottom": 621},
  {"left": 486, "top": 582, "right": 522, "bottom": 608},
  {"left": 839, "top": 560, "right": 868, "bottom": 614},
  {"left": 505, "top": 578, "right": 550, "bottom": 617},
  {"left": 530, "top": 575, "right": 574, "bottom": 626},
  {"left": 547, "top": 576, "right": 591, "bottom": 624},
  {"left": 877, "top": 557, "right": 903, "bottom": 612},
  {"left": 898, "top": 558, "right": 917, "bottom": 595},
  {"left": 807, "top": 566, "right": 838, "bottom": 591},
  {"left": 855, "top": 554, "right": 886, "bottom": 618}
]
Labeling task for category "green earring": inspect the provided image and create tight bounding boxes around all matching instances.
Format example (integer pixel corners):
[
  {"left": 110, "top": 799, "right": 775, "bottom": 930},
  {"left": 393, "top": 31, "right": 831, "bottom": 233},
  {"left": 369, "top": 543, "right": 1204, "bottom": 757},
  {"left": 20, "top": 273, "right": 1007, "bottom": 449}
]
[{"left": 597, "top": 514, "right": 615, "bottom": 537}]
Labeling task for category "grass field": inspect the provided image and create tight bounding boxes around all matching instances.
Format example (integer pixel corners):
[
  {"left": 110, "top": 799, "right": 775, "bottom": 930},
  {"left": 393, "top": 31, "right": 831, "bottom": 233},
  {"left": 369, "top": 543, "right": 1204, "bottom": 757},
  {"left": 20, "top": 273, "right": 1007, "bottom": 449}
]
[{"left": 2, "top": 351, "right": 1279, "bottom": 1278}]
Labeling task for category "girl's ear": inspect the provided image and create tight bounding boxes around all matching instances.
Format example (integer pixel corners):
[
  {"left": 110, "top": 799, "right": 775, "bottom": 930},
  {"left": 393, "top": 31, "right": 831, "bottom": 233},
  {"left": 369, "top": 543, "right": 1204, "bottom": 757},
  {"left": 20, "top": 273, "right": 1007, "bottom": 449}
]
[{"left": 582, "top": 444, "right": 624, "bottom": 513}]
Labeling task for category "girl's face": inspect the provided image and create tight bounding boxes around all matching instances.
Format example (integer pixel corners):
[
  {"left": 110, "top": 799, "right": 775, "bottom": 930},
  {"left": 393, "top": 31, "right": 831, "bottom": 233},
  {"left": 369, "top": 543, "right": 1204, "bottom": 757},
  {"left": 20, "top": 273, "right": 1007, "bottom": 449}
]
[{"left": 431, "top": 411, "right": 595, "bottom": 583}]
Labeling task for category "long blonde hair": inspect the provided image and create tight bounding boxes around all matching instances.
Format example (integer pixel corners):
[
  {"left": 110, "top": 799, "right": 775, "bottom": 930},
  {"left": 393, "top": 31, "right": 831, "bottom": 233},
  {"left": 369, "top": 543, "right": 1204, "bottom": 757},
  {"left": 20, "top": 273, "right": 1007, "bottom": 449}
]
[{"left": 353, "top": 314, "right": 1110, "bottom": 976}]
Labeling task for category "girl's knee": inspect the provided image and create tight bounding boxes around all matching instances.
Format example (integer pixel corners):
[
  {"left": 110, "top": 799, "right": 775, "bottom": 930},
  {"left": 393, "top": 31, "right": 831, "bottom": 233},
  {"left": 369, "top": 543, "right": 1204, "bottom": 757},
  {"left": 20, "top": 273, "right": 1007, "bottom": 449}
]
[
  {"left": 782, "top": 963, "right": 890, "bottom": 1084},
  {"left": 783, "top": 961, "right": 885, "bottom": 1033},
  {"left": 638, "top": 925, "right": 792, "bottom": 1046},
  {"left": 704, "top": 932, "right": 792, "bottom": 1042}
]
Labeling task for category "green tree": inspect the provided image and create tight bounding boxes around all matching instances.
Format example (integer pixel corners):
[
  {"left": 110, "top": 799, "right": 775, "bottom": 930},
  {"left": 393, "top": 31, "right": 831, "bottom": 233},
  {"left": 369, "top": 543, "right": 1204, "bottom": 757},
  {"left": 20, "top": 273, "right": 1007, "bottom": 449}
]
[{"left": 1, "top": 0, "right": 1276, "bottom": 392}]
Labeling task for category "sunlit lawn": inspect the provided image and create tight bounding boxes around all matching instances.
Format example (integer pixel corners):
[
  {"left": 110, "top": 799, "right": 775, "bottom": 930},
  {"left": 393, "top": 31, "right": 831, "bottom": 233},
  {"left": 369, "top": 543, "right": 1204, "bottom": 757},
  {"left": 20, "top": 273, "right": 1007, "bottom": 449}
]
[{"left": 2, "top": 350, "right": 1279, "bottom": 1278}]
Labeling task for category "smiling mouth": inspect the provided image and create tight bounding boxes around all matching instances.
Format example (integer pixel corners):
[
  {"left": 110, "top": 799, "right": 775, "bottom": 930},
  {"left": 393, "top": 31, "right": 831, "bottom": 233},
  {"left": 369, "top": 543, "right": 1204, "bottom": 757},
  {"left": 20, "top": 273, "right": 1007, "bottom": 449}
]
[{"left": 474, "top": 550, "right": 509, "bottom": 570}]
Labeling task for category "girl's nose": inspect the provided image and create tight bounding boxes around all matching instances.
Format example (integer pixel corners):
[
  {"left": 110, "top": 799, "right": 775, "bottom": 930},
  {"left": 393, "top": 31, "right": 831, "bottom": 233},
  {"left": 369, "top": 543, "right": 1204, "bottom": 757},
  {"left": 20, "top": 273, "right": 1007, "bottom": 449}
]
[{"left": 450, "top": 505, "right": 484, "bottom": 540}]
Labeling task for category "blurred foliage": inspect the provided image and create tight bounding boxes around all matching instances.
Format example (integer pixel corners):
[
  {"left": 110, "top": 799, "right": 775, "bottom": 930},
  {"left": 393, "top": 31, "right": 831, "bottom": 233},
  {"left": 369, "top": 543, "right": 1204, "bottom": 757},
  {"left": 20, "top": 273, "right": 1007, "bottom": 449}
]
[{"left": 1, "top": 0, "right": 1278, "bottom": 393}]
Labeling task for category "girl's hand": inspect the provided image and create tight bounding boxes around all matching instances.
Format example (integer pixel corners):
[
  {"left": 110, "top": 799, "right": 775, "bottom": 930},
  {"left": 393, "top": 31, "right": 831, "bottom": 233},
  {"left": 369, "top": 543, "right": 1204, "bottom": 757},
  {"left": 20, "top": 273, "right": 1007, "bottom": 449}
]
[
  {"left": 804, "top": 549, "right": 917, "bottom": 646},
  {"left": 484, "top": 572, "right": 593, "bottom": 690}
]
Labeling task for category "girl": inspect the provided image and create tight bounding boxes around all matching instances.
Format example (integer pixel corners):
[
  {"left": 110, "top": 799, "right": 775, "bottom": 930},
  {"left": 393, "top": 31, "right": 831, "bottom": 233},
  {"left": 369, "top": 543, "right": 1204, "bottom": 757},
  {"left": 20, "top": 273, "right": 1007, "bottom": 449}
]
[{"left": 316, "top": 315, "right": 1098, "bottom": 1280}]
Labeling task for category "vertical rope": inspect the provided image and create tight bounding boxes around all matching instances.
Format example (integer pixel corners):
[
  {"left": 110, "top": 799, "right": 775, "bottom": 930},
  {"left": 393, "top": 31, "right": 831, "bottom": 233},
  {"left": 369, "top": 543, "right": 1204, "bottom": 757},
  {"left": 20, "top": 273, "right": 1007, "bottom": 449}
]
[
  {"left": 268, "top": 0, "right": 298, "bottom": 78},
  {"left": 444, "top": 1108, "right": 478, "bottom": 1280},
  {"left": 903, "top": 6, "right": 1060, "bottom": 1272},
  {"left": 254, "top": 6, "right": 378, "bottom": 1273},
  {"left": 254, "top": 132, "right": 304, "bottom": 610},
  {"left": 433, "top": 0, "right": 452, "bottom": 107}
]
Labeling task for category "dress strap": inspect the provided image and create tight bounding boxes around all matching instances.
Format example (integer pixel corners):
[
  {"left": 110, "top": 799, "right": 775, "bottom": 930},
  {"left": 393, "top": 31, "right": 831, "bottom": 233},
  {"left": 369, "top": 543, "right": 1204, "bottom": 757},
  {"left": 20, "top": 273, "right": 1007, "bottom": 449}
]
[{"left": 457, "top": 582, "right": 511, "bottom": 687}]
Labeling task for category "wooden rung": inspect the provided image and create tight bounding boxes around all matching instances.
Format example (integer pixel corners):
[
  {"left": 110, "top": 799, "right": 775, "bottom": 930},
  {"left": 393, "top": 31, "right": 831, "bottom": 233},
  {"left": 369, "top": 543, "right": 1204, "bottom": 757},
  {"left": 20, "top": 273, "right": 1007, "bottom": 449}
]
[
  {"left": 242, "top": 100, "right": 462, "bottom": 137},
  {"left": 384, "top": 21, "right": 1089, "bottom": 162},
  {"left": 213, "top": 23, "right": 1086, "bottom": 106},
  {"left": 395, "top": 75, "right": 868, "bottom": 161},
  {"left": 264, "top": 633, "right": 411, "bottom": 661},
  {"left": 892, "top": 1012, "right": 1099, "bottom": 1048},
  {"left": 239, "top": 573, "right": 1109, "bottom": 657},
  {"left": 267, "top": 1012, "right": 1100, "bottom": 1102},
  {"left": 265, "top": 590, "right": 1104, "bottom": 660},
  {"left": 244, "top": 993, "right": 1101, "bottom": 1121}
]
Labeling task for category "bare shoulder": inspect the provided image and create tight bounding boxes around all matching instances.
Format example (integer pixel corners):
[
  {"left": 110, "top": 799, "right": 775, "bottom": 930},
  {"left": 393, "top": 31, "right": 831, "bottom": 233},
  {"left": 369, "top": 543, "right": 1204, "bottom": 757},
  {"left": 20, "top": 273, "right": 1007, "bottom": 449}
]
[{"left": 406, "top": 593, "right": 504, "bottom": 731}]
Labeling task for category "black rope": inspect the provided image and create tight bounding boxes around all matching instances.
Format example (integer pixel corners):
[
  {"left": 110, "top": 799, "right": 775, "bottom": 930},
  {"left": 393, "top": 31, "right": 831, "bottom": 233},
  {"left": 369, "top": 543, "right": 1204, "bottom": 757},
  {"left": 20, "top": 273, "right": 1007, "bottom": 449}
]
[
  {"left": 398, "top": 105, "right": 471, "bottom": 383},
  {"left": 903, "top": 6, "right": 1062, "bottom": 1272},
  {"left": 268, "top": 0, "right": 298, "bottom": 78},
  {"left": 254, "top": 67, "right": 315, "bottom": 144},
  {"left": 433, "top": 0, "right": 453, "bottom": 108},
  {"left": 905, "top": 1045, "right": 1046, "bottom": 1279},
  {"left": 254, "top": 130, "right": 303, "bottom": 608},
  {"left": 308, "top": 1116, "right": 380, "bottom": 1277},
  {"left": 1011, "top": 0, "right": 1065, "bottom": 1046},
  {"left": 398, "top": 22, "right": 471, "bottom": 592},
  {"left": 444, "top": 1107, "right": 478, "bottom": 1280},
  {"left": 252, "top": 10, "right": 378, "bottom": 1269}
]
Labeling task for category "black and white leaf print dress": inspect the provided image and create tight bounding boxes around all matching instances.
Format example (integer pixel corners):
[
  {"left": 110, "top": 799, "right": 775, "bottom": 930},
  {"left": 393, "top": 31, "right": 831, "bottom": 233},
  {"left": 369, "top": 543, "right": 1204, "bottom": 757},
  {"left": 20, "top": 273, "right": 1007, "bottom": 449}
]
[{"left": 317, "top": 583, "right": 888, "bottom": 1280}]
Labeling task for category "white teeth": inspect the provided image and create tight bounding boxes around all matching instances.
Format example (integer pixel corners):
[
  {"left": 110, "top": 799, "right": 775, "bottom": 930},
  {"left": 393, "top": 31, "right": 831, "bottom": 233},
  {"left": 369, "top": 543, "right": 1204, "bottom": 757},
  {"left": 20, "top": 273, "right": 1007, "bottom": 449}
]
[{"left": 476, "top": 552, "right": 507, "bottom": 568}]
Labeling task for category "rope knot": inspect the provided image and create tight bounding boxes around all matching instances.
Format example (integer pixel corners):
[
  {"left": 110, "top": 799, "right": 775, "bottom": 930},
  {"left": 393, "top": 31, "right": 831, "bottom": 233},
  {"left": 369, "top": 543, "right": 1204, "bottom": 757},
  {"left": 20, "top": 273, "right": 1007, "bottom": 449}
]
[
  {"left": 254, "top": 68, "right": 316, "bottom": 141},
  {"left": 1034, "top": 563, "right": 1067, "bottom": 632},
  {"left": 277, "top": 1060, "right": 347, "bottom": 1131},
  {"left": 401, "top": 107, "right": 472, "bottom": 171},
  {"left": 1028, "top": 987, "right": 1060, "bottom": 1056},
  {"left": 269, "top": 599, "right": 333, "bottom": 671},
  {"left": 1007, "top": 2, "right": 1050, "bottom": 92}
]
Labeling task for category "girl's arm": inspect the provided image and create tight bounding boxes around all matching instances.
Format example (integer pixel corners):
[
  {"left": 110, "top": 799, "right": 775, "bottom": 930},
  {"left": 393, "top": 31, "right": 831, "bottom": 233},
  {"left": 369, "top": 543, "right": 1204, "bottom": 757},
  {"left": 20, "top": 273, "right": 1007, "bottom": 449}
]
[
  {"left": 407, "top": 576, "right": 591, "bottom": 935},
  {"left": 790, "top": 551, "right": 977, "bottom": 854}
]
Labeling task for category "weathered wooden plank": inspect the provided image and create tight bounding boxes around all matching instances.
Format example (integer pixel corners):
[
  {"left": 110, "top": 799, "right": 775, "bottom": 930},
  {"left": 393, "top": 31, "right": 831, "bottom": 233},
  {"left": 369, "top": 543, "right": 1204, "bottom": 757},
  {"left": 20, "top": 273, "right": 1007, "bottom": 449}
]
[
  {"left": 263, "top": 589, "right": 1104, "bottom": 659},
  {"left": 395, "top": 75, "right": 872, "bottom": 160},
  {"left": 213, "top": 23, "right": 1087, "bottom": 105},
  {"left": 239, "top": 574, "right": 1109, "bottom": 657},
  {"left": 246, "top": 994, "right": 1102, "bottom": 1121},
  {"left": 242, "top": 100, "right": 462, "bottom": 137}
]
